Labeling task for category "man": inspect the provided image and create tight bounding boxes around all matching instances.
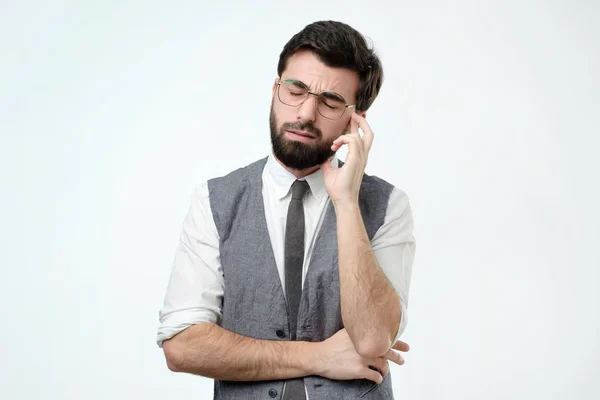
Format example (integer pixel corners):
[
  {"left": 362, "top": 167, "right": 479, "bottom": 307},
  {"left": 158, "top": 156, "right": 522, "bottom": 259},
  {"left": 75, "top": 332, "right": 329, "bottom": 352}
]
[{"left": 157, "top": 20, "right": 416, "bottom": 399}]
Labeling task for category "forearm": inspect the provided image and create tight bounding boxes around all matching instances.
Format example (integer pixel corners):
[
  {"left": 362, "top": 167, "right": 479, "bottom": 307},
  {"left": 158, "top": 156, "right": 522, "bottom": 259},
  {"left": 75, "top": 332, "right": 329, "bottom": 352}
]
[
  {"left": 335, "top": 202, "right": 401, "bottom": 358},
  {"left": 163, "top": 322, "right": 318, "bottom": 381}
]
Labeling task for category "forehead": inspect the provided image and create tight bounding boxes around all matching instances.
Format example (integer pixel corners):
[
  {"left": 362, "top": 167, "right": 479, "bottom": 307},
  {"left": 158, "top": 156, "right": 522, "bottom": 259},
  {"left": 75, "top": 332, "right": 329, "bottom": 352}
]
[{"left": 281, "top": 50, "right": 359, "bottom": 102}]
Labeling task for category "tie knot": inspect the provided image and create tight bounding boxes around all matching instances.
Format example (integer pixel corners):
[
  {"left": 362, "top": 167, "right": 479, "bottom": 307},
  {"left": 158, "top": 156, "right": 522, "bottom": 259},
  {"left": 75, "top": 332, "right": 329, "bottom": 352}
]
[{"left": 291, "top": 180, "right": 310, "bottom": 200}]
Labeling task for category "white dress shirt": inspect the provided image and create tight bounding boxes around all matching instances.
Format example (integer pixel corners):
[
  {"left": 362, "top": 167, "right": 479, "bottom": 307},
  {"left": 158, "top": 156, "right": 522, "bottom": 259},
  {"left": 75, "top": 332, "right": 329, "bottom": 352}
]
[{"left": 157, "top": 154, "right": 416, "bottom": 359}]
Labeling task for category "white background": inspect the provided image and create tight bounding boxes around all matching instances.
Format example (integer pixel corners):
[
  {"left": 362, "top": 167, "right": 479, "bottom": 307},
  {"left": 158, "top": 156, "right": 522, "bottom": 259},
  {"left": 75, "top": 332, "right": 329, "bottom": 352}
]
[{"left": 1, "top": 1, "right": 598, "bottom": 399}]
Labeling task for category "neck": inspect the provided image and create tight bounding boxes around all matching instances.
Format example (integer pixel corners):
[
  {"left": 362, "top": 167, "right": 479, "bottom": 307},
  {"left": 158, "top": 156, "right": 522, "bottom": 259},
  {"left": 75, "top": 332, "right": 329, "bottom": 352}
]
[{"left": 273, "top": 156, "right": 321, "bottom": 179}]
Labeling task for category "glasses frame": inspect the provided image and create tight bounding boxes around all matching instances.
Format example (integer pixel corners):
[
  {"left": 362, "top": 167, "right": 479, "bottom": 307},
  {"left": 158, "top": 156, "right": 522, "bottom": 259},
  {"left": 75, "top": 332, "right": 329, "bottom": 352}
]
[{"left": 276, "top": 78, "right": 356, "bottom": 120}]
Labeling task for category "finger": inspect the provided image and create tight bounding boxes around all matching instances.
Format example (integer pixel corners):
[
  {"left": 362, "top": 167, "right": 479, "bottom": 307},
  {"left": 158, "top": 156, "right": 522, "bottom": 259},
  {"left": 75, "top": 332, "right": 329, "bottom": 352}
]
[
  {"left": 384, "top": 349, "right": 405, "bottom": 366},
  {"left": 349, "top": 112, "right": 359, "bottom": 136},
  {"left": 392, "top": 340, "right": 410, "bottom": 352},
  {"left": 381, "top": 360, "right": 390, "bottom": 377},
  {"left": 331, "top": 134, "right": 362, "bottom": 153},
  {"left": 352, "top": 113, "right": 374, "bottom": 155},
  {"left": 364, "top": 367, "right": 383, "bottom": 385},
  {"left": 368, "top": 358, "right": 389, "bottom": 376},
  {"left": 332, "top": 132, "right": 361, "bottom": 145},
  {"left": 330, "top": 140, "right": 343, "bottom": 152}
]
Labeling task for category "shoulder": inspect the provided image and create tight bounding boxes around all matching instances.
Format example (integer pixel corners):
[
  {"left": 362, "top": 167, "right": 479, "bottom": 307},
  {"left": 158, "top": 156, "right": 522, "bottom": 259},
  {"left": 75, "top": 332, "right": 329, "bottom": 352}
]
[
  {"left": 360, "top": 169, "right": 410, "bottom": 208},
  {"left": 360, "top": 172, "right": 413, "bottom": 221},
  {"left": 361, "top": 172, "right": 395, "bottom": 192},
  {"left": 358, "top": 171, "right": 397, "bottom": 208},
  {"left": 207, "top": 157, "right": 268, "bottom": 190},
  {"left": 203, "top": 157, "right": 267, "bottom": 230}
]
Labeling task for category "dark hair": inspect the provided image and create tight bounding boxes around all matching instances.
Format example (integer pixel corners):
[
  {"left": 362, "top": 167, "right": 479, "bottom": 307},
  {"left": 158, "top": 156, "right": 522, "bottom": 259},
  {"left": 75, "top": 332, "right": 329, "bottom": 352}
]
[{"left": 277, "top": 20, "right": 383, "bottom": 112}]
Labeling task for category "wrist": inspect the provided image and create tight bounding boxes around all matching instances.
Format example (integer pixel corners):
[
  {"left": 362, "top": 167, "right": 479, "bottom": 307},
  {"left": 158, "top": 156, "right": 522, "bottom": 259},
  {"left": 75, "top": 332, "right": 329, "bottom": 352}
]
[
  {"left": 299, "top": 341, "right": 324, "bottom": 376},
  {"left": 332, "top": 199, "right": 360, "bottom": 213}
]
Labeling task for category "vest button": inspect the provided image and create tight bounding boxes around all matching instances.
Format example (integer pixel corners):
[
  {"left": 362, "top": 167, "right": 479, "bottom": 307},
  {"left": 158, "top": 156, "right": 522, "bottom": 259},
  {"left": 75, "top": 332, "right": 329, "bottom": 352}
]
[
  {"left": 276, "top": 330, "right": 285, "bottom": 338},
  {"left": 268, "top": 388, "right": 278, "bottom": 397}
]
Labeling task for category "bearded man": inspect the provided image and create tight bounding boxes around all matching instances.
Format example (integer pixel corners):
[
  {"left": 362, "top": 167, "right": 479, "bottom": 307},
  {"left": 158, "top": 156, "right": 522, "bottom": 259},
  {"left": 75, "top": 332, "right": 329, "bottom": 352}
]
[{"left": 157, "top": 20, "right": 416, "bottom": 400}]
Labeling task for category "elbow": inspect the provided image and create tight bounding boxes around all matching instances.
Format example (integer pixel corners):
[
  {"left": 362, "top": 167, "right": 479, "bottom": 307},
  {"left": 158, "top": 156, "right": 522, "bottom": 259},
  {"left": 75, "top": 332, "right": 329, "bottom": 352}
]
[
  {"left": 353, "top": 319, "right": 399, "bottom": 358},
  {"left": 162, "top": 339, "right": 184, "bottom": 372},
  {"left": 355, "top": 336, "right": 393, "bottom": 359}
]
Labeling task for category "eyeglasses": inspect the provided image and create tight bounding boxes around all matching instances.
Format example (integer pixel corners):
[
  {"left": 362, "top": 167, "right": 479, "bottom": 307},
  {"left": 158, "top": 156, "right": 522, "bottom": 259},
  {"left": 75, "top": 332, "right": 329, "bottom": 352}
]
[{"left": 276, "top": 79, "right": 356, "bottom": 120}]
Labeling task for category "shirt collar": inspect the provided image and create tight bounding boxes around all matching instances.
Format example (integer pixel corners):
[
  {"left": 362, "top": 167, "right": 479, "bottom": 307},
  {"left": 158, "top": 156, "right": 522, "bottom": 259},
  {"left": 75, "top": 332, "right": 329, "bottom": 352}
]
[{"left": 265, "top": 152, "right": 338, "bottom": 202}]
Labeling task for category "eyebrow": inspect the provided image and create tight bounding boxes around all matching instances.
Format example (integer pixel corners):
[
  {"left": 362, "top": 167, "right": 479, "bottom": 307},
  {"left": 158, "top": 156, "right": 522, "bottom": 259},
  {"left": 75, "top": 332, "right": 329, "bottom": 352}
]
[
  {"left": 320, "top": 91, "right": 345, "bottom": 102},
  {"left": 283, "top": 78, "right": 347, "bottom": 103},
  {"left": 283, "top": 79, "right": 309, "bottom": 89}
]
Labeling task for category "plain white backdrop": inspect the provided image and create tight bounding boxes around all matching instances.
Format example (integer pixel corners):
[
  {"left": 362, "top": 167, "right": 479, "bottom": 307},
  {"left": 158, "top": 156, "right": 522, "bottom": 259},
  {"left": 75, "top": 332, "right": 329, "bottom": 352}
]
[{"left": 1, "top": 1, "right": 599, "bottom": 399}]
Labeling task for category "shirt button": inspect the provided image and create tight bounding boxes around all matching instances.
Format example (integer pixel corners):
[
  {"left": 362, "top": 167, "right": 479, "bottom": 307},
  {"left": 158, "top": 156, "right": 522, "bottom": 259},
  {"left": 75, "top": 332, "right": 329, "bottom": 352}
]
[
  {"left": 268, "top": 388, "right": 278, "bottom": 397},
  {"left": 276, "top": 330, "right": 285, "bottom": 338}
]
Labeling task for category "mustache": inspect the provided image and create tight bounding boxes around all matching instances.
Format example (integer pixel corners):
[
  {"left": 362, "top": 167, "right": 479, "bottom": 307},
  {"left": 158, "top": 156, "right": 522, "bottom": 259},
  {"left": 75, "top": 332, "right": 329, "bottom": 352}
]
[{"left": 280, "top": 121, "right": 322, "bottom": 139}]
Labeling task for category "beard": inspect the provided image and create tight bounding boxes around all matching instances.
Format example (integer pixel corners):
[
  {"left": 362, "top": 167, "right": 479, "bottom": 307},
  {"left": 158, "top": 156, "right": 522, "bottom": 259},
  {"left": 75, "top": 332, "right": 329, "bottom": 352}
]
[{"left": 269, "top": 105, "right": 337, "bottom": 170}]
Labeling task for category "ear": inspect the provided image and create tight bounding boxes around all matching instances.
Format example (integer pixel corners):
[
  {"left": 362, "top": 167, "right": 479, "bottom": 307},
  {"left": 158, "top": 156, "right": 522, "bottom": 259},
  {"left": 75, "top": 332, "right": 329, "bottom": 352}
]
[
  {"left": 272, "top": 78, "right": 279, "bottom": 97},
  {"left": 359, "top": 111, "right": 367, "bottom": 118}
]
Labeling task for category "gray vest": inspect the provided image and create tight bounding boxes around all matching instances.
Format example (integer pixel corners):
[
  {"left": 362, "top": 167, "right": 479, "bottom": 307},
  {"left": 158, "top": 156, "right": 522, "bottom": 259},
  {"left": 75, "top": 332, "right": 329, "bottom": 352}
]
[{"left": 207, "top": 158, "right": 395, "bottom": 399}]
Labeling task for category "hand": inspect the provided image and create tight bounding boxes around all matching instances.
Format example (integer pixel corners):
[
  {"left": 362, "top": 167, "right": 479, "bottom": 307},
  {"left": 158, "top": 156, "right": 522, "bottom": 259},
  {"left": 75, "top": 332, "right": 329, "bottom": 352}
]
[
  {"left": 313, "top": 328, "right": 409, "bottom": 384},
  {"left": 320, "top": 113, "right": 374, "bottom": 207}
]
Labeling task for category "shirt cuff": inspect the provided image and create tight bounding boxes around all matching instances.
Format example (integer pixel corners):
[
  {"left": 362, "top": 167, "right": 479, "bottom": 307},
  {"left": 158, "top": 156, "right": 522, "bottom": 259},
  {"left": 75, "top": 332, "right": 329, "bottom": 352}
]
[{"left": 156, "top": 309, "right": 219, "bottom": 348}]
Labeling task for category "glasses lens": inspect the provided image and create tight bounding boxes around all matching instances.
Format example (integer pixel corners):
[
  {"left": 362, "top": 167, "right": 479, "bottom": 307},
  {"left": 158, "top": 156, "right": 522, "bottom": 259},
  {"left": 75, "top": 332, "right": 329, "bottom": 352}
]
[
  {"left": 279, "top": 81, "right": 308, "bottom": 106},
  {"left": 317, "top": 94, "right": 346, "bottom": 120},
  {"left": 278, "top": 80, "right": 348, "bottom": 120}
]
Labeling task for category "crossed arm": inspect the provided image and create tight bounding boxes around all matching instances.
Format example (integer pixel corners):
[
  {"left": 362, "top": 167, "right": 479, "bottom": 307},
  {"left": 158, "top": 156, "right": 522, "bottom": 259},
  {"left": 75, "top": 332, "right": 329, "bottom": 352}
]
[
  {"left": 158, "top": 184, "right": 415, "bottom": 382},
  {"left": 163, "top": 322, "right": 317, "bottom": 381}
]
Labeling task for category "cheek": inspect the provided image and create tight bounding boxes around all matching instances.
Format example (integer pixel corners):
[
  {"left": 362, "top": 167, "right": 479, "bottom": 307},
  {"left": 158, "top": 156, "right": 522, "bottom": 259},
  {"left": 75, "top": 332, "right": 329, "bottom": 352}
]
[
  {"left": 322, "top": 120, "right": 349, "bottom": 140},
  {"left": 273, "top": 102, "right": 295, "bottom": 121}
]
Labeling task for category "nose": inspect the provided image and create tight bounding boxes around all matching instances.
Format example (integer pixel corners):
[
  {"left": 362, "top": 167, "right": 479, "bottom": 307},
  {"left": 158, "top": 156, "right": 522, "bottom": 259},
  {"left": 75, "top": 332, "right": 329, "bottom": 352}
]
[{"left": 297, "top": 94, "right": 318, "bottom": 123}]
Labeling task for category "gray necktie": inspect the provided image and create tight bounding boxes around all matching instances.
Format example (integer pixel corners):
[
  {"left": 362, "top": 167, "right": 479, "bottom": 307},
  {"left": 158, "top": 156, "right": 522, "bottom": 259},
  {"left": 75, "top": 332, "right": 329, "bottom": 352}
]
[{"left": 283, "top": 180, "right": 310, "bottom": 400}]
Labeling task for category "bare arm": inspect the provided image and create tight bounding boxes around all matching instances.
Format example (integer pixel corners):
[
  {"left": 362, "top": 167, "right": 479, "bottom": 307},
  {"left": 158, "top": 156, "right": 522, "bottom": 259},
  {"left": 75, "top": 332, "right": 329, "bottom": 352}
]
[
  {"left": 335, "top": 202, "right": 402, "bottom": 359},
  {"left": 163, "top": 322, "right": 318, "bottom": 381},
  {"left": 163, "top": 323, "right": 409, "bottom": 384},
  {"left": 322, "top": 114, "right": 412, "bottom": 360}
]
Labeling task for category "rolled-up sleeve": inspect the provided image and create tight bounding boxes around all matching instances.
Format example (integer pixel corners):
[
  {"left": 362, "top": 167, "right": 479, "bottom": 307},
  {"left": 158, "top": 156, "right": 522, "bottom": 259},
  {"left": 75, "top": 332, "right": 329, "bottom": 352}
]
[
  {"left": 156, "top": 183, "right": 223, "bottom": 348},
  {"left": 371, "top": 187, "right": 416, "bottom": 342}
]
